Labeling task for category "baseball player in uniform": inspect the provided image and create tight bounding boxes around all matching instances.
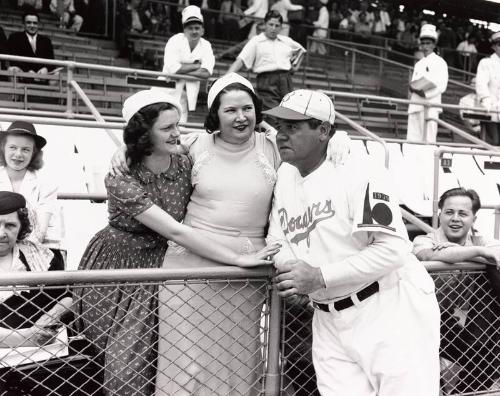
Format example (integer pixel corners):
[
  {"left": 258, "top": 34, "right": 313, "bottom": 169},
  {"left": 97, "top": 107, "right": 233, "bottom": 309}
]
[{"left": 265, "top": 89, "right": 441, "bottom": 395}]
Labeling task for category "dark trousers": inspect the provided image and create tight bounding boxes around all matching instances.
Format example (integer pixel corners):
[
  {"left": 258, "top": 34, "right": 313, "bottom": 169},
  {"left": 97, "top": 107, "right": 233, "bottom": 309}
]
[
  {"left": 480, "top": 121, "right": 500, "bottom": 146},
  {"left": 256, "top": 69, "right": 294, "bottom": 123}
]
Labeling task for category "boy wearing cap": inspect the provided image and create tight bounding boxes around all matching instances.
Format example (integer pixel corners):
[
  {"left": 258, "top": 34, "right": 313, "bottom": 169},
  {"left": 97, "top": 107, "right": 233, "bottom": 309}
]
[
  {"left": 266, "top": 89, "right": 440, "bottom": 396},
  {"left": 162, "top": 5, "right": 215, "bottom": 123},
  {"left": 407, "top": 24, "right": 448, "bottom": 143},
  {"left": 475, "top": 31, "right": 500, "bottom": 145},
  {"left": 227, "top": 10, "right": 306, "bottom": 114}
]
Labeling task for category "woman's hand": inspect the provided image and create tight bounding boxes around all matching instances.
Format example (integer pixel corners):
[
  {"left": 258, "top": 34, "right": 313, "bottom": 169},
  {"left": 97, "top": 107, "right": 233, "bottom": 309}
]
[
  {"left": 234, "top": 242, "right": 281, "bottom": 268},
  {"left": 109, "top": 145, "right": 130, "bottom": 177}
]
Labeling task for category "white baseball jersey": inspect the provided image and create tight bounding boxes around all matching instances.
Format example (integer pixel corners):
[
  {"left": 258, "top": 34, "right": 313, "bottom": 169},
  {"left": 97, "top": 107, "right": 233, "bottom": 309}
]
[{"left": 268, "top": 160, "right": 421, "bottom": 302}]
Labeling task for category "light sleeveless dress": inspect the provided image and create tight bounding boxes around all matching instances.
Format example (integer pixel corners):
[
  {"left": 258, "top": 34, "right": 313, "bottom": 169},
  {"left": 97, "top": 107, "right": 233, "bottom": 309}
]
[{"left": 156, "top": 131, "right": 279, "bottom": 396}]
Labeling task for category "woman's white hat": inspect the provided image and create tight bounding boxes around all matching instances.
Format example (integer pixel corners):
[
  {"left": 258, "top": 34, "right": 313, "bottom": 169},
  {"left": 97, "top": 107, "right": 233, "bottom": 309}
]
[
  {"left": 419, "top": 24, "right": 438, "bottom": 41},
  {"left": 207, "top": 73, "right": 255, "bottom": 109},
  {"left": 122, "top": 89, "right": 182, "bottom": 123}
]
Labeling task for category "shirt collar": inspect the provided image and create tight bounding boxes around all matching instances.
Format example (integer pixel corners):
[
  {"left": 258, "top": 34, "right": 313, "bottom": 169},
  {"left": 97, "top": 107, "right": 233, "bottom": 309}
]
[
  {"left": 435, "top": 227, "right": 474, "bottom": 246},
  {"left": 256, "top": 32, "right": 284, "bottom": 42}
]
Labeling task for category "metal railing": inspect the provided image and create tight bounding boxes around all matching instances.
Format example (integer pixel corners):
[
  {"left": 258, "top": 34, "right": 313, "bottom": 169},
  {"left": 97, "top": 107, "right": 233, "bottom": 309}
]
[{"left": 0, "top": 262, "right": 498, "bottom": 395}]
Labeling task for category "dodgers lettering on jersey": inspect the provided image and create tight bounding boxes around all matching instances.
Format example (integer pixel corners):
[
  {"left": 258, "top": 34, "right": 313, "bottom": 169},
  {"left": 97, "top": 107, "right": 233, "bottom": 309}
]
[{"left": 279, "top": 199, "right": 335, "bottom": 247}]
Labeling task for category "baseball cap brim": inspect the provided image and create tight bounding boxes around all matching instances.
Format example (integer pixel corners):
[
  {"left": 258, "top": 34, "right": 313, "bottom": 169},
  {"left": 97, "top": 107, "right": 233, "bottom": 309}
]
[{"left": 263, "top": 106, "right": 312, "bottom": 121}]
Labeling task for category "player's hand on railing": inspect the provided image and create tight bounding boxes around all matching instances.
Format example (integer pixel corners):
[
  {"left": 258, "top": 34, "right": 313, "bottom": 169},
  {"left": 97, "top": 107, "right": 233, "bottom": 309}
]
[
  {"left": 327, "top": 130, "right": 350, "bottom": 167},
  {"left": 234, "top": 242, "right": 281, "bottom": 268},
  {"left": 479, "top": 247, "right": 500, "bottom": 269},
  {"left": 109, "top": 145, "right": 130, "bottom": 177}
]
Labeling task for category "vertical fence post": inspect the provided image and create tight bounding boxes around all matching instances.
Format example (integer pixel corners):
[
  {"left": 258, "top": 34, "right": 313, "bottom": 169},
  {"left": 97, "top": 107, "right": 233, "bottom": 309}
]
[
  {"left": 65, "top": 64, "right": 73, "bottom": 116},
  {"left": 495, "top": 206, "right": 500, "bottom": 240},
  {"left": 351, "top": 51, "right": 356, "bottom": 86},
  {"left": 423, "top": 104, "right": 429, "bottom": 142},
  {"left": 432, "top": 149, "right": 442, "bottom": 229},
  {"left": 264, "top": 285, "right": 282, "bottom": 396}
]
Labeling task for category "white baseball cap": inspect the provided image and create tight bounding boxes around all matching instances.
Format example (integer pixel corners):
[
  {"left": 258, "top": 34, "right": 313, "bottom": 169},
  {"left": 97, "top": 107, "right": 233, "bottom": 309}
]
[
  {"left": 263, "top": 89, "right": 335, "bottom": 124},
  {"left": 491, "top": 31, "right": 500, "bottom": 43},
  {"left": 182, "top": 5, "right": 203, "bottom": 25},
  {"left": 207, "top": 73, "right": 255, "bottom": 109},
  {"left": 122, "top": 89, "right": 182, "bottom": 123},
  {"left": 419, "top": 24, "right": 438, "bottom": 41}
]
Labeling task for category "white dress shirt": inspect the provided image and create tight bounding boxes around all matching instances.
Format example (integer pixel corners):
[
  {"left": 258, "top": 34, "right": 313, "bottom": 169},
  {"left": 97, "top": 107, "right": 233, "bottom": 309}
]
[{"left": 476, "top": 53, "right": 500, "bottom": 122}]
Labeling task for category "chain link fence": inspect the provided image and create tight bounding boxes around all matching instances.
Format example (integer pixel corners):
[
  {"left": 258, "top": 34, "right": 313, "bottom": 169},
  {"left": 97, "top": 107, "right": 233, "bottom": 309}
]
[{"left": 0, "top": 266, "right": 499, "bottom": 396}]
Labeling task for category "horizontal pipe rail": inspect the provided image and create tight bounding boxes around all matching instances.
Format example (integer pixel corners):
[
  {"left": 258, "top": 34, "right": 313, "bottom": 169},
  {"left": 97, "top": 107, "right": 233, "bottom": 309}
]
[{"left": 0, "top": 266, "right": 274, "bottom": 286}]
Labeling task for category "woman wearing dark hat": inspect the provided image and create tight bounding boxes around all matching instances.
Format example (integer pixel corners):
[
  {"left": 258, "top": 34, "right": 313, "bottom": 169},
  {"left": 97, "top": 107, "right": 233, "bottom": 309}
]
[
  {"left": 0, "top": 191, "right": 73, "bottom": 394},
  {"left": 0, "top": 121, "right": 64, "bottom": 270},
  {"left": 78, "top": 89, "right": 279, "bottom": 395}
]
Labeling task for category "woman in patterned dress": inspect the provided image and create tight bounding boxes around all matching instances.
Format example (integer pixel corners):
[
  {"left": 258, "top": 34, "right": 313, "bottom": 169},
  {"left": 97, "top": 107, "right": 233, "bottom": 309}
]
[{"left": 78, "top": 89, "right": 280, "bottom": 396}]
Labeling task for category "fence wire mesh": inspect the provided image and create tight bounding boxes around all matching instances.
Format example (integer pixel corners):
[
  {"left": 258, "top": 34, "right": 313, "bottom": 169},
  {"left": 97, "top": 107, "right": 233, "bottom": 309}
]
[
  {"left": 0, "top": 278, "right": 270, "bottom": 396},
  {"left": 279, "top": 269, "right": 500, "bottom": 396},
  {"left": 0, "top": 268, "right": 499, "bottom": 396}
]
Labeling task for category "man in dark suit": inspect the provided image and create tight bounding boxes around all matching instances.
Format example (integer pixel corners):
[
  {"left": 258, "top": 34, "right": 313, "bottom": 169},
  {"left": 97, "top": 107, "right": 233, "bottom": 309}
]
[{"left": 6, "top": 9, "right": 56, "bottom": 76}]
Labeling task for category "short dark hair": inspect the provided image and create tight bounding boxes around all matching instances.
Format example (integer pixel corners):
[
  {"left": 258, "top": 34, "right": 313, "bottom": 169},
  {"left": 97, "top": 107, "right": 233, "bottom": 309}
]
[
  {"left": 264, "top": 10, "right": 283, "bottom": 24},
  {"left": 438, "top": 187, "right": 481, "bottom": 214},
  {"left": 183, "top": 20, "right": 203, "bottom": 29},
  {"left": 204, "top": 83, "right": 263, "bottom": 133},
  {"left": 124, "top": 102, "right": 178, "bottom": 167},
  {"left": 22, "top": 8, "right": 39, "bottom": 22},
  {"left": 0, "top": 133, "right": 44, "bottom": 171},
  {"left": 17, "top": 207, "right": 32, "bottom": 241}
]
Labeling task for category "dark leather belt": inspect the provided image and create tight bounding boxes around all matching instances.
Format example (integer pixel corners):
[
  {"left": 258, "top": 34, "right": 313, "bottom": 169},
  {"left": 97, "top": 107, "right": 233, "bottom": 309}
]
[{"left": 313, "top": 281, "right": 379, "bottom": 312}]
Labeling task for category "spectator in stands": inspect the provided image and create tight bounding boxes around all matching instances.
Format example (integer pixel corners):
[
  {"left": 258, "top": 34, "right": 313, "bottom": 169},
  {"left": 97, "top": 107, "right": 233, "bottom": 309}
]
[
  {"left": 0, "top": 191, "right": 72, "bottom": 394},
  {"left": 413, "top": 187, "right": 500, "bottom": 392},
  {"left": 310, "top": 0, "right": 329, "bottom": 55},
  {"left": 79, "top": 89, "right": 279, "bottom": 395},
  {"left": 270, "top": 0, "right": 303, "bottom": 37},
  {"left": 242, "top": 0, "right": 268, "bottom": 38},
  {"left": 457, "top": 35, "right": 477, "bottom": 72},
  {"left": 372, "top": 3, "right": 390, "bottom": 36},
  {"left": 328, "top": 1, "right": 343, "bottom": 32},
  {"left": 475, "top": 31, "right": 500, "bottom": 145},
  {"left": 116, "top": 0, "right": 151, "bottom": 58},
  {"left": 17, "top": 0, "right": 42, "bottom": 10},
  {"left": 458, "top": 77, "right": 482, "bottom": 134},
  {"left": 227, "top": 10, "right": 306, "bottom": 116},
  {"left": 219, "top": 0, "right": 243, "bottom": 41},
  {"left": 162, "top": 5, "right": 215, "bottom": 123},
  {"left": 351, "top": 0, "right": 373, "bottom": 37},
  {"left": 396, "top": 22, "right": 417, "bottom": 53},
  {"left": 0, "top": 121, "right": 64, "bottom": 270},
  {"left": 437, "top": 21, "right": 457, "bottom": 67},
  {"left": 49, "top": 0, "right": 84, "bottom": 32},
  {"left": 6, "top": 10, "right": 57, "bottom": 80},
  {"left": 407, "top": 24, "right": 448, "bottom": 142},
  {"left": 144, "top": 1, "right": 170, "bottom": 35}
]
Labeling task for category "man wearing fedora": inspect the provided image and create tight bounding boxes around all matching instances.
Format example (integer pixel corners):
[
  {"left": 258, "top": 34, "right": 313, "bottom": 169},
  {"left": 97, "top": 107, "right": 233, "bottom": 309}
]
[
  {"left": 161, "top": 5, "right": 215, "bottom": 123},
  {"left": 266, "top": 89, "right": 440, "bottom": 395},
  {"left": 476, "top": 31, "right": 500, "bottom": 145},
  {"left": 407, "top": 24, "right": 449, "bottom": 143}
]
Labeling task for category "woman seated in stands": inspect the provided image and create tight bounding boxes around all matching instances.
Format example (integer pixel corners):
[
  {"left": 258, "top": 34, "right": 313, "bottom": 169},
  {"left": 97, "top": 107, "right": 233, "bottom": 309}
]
[
  {"left": 78, "top": 89, "right": 280, "bottom": 396},
  {"left": 0, "top": 121, "right": 64, "bottom": 270},
  {"left": 0, "top": 191, "right": 72, "bottom": 393},
  {"left": 413, "top": 187, "right": 500, "bottom": 393}
]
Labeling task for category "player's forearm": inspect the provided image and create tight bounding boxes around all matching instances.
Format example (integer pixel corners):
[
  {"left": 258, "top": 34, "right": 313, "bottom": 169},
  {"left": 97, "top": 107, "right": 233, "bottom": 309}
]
[
  {"left": 176, "top": 63, "right": 200, "bottom": 74},
  {"left": 320, "top": 236, "right": 408, "bottom": 288},
  {"left": 415, "top": 246, "right": 484, "bottom": 263},
  {"left": 186, "top": 68, "right": 210, "bottom": 78},
  {"left": 227, "top": 58, "right": 244, "bottom": 74}
]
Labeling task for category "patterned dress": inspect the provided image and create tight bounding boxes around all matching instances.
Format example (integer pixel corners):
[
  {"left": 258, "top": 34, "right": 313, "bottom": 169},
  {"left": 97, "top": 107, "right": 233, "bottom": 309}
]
[{"left": 78, "top": 157, "right": 192, "bottom": 396}]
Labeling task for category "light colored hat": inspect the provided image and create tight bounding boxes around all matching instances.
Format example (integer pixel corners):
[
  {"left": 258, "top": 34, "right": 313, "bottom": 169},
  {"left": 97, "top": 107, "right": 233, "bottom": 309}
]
[
  {"left": 320, "top": 0, "right": 328, "bottom": 4},
  {"left": 419, "top": 24, "right": 438, "bottom": 41},
  {"left": 182, "top": 5, "right": 203, "bottom": 25},
  {"left": 263, "top": 89, "right": 335, "bottom": 124},
  {"left": 122, "top": 90, "right": 182, "bottom": 123},
  {"left": 491, "top": 31, "right": 500, "bottom": 43},
  {"left": 207, "top": 73, "right": 255, "bottom": 109}
]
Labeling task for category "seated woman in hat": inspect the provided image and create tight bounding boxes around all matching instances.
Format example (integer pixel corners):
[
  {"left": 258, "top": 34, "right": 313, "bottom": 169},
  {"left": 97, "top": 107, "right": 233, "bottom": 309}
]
[
  {"left": 0, "top": 191, "right": 72, "bottom": 394},
  {"left": 0, "top": 121, "right": 64, "bottom": 271}
]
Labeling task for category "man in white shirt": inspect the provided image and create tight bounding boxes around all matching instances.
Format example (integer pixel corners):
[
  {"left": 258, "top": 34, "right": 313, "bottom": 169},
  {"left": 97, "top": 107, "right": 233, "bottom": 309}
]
[
  {"left": 270, "top": 0, "right": 303, "bottom": 37},
  {"left": 407, "top": 24, "right": 448, "bottom": 142},
  {"left": 476, "top": 31, "right": 500, "bottom": 145},
  {"left": 264, "top": 89, "right": 440, "bottom": 396},
  {"left": 227, "top": 10, "right": 306, "bottom": 115},
  {"left": 162, "top": 5, "right": 215, "bottom": 123}
]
